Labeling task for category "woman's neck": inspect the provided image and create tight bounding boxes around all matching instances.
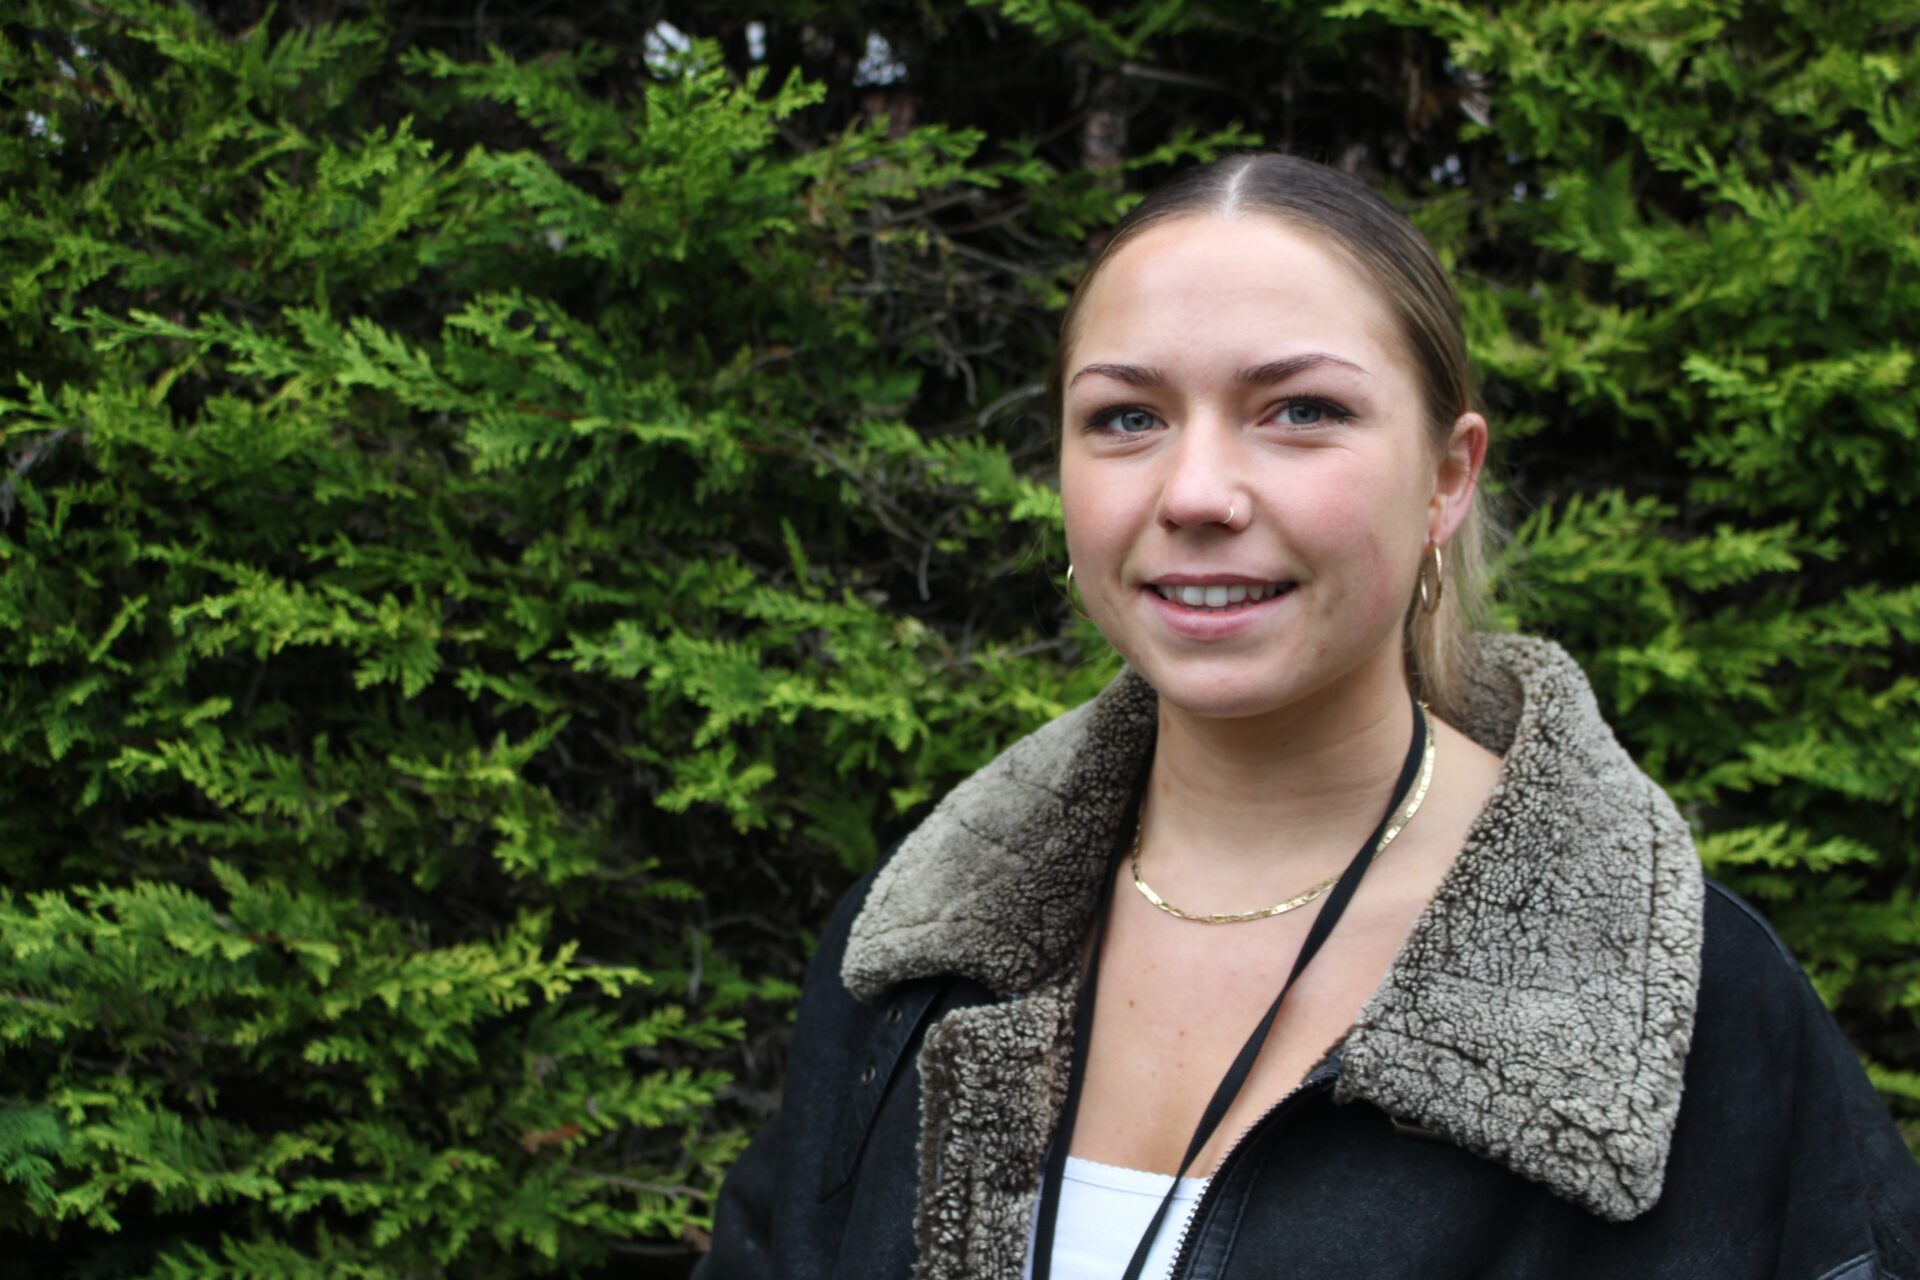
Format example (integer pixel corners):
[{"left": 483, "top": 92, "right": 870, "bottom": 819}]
[{"left": 1140, "top": 654, "right": 1420, "bottom": 890}]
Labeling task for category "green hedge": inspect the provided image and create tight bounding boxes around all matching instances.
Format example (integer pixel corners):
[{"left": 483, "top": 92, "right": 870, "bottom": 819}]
[{"left": 1, "top": 0, "right": 1915, "bottom": 1272}]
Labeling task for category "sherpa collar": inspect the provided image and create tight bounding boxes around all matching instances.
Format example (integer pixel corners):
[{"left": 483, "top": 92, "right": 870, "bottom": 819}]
[{"left": 842, "top": 633, "right": 1705, "bottom": 1226}]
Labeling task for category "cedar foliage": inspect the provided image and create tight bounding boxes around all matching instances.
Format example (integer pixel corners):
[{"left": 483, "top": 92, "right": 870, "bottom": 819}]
[{"left": 1, "top": 0, "right": 1915, "bottom": 1272}]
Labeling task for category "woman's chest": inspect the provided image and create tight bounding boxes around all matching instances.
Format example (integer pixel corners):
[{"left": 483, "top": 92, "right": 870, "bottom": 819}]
[{"left": 1065, "top": 864, "right": 1447, "bottom": 1177}]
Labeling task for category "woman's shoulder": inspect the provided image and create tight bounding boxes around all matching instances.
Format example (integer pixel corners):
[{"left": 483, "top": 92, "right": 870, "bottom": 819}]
[
  {"left": 1689, "top": 879, "right": 1906, "bottom": 1104},
  {"left": 1676, "top": 880, "right": 1920, "bottom": 1273},
  {"left": 837, "top": 672, "right": 1159, "bottom": 1006},
  {"left": 1694, "top": 878, "right": 1848, "bottom": 1035},
  {"left": 1699, "top": 878, "right": 1798, "bottom": 960},
  {"left": 1688, "top": 877, "right": 1885, "bottom": 1084}
]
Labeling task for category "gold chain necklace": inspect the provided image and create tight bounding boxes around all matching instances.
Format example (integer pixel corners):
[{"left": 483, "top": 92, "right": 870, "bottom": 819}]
[{"left": 1131, "top": 702, "right": 1437, "bottom": 925}]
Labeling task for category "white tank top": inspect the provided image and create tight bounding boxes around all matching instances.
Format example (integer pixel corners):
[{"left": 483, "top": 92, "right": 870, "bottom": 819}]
[{"left": 1022, "top": 1156, "right": 1211, "bottom": 1280}]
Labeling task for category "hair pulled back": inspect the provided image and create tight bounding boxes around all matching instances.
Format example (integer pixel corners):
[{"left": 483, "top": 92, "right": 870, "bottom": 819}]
[{"left": 1048, "top": 151, "right": 1502, "bottom": 725}]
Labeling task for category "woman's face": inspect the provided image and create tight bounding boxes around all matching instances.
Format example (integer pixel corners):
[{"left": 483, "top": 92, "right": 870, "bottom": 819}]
[{"left": 1058, "top": 214, "right": 1483, "bottom": 720}]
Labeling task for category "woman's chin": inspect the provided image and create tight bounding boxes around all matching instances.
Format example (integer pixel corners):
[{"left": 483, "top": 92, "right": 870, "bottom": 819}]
[
  {"left": 1118, "top": 627, "right": 1404, "bottom": 724},
  {"left": 1126, "top": 654, "right": 1312, "bottom": 722}
]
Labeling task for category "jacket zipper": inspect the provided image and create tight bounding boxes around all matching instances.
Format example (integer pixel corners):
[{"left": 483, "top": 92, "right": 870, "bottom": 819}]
[{"left": 1163, "top": 1057, "right": 1343, "bottom": 1279}]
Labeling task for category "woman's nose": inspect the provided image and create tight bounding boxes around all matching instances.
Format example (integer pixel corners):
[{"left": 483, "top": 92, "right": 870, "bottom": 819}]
[{"left": 1157, "top": 416, "right": 1247, "bottom": 531}]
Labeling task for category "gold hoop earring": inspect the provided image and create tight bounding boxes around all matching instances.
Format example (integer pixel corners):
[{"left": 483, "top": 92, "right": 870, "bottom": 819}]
[
  {"left": 1065, "top": 564, "right": 1093, "bottom": 622},
  {"left": 1416, "top": 541, "right": 1445, "bottom": 614}
]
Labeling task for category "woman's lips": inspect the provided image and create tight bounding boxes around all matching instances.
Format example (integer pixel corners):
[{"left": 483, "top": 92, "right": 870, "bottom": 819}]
[
  {"left": 1140, "top": 582, "right": 1296, "bottom": 638},
  {"left": 1148, "top": 581, "right": 1291, "bottom": 607}
]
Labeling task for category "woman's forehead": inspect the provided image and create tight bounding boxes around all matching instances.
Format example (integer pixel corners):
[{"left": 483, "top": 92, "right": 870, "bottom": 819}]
[{"left": 1069, "top": 215, "right": 1406, "bottom": 381}]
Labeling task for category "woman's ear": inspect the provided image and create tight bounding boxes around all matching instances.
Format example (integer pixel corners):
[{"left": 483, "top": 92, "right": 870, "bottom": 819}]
[{"left": 1430, "top": 411, "right": 1487, "bottom": 543}]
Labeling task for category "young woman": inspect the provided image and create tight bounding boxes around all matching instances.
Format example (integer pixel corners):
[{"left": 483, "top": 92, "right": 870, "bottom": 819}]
[{"left": 698, "top": 153, "right": 1920, "bottom": 1279}]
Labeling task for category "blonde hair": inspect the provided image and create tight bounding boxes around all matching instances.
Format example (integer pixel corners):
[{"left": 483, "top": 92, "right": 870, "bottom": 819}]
[{"left": 1049, "top": 152, "right": 1504, "bottom": 724}]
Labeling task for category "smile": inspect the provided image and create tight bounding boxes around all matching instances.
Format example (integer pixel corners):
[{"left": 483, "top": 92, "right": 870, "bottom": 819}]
[{"left": 1148, "top": 582, "right": 1294, "bottom": 609}]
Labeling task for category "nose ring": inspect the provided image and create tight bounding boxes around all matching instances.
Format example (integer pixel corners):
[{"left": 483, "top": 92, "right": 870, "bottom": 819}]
[{"left": 1224, "top": 503, "right": 1237, "bottom": 528}]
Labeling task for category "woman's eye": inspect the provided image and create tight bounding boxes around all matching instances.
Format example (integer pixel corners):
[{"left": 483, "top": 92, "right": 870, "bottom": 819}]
[
  {"left": 1272, "top": 398, "right": 1350, "bottom": 429},
  {"left": 1092, "top": 407, "right": 1160, "bottom": 434}
]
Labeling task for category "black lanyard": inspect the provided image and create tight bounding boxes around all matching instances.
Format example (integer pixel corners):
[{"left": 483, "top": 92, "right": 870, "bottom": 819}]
[{"left": 1031, "top": 691, "right": 1429, "bottom": 1280}]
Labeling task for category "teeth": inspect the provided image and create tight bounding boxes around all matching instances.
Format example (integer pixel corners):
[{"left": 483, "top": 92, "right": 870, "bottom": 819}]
[{"left": 1155, "top": 583, "right": 1290, "bottom": 608}]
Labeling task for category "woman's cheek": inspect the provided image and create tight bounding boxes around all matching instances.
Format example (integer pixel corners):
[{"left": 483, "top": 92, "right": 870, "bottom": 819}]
[
  {"left": 1059, "top": 492, "right": 1129, "bottom": 625},
  {"left": 1299, "top": 488, "right": 1415, "bottom": 621}
]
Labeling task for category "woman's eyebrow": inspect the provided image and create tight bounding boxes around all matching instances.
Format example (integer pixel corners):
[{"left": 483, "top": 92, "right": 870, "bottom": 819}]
[
  {"left": 1067, "top": 353, "right": 1368, "bottom": 390},
  {"left": 1238, "top": 353, "right": 1369, "bottom": 383},
  {"left": 1067, "top": 362, "right": 1168, "bottom": 389}
]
